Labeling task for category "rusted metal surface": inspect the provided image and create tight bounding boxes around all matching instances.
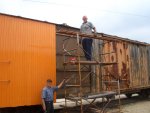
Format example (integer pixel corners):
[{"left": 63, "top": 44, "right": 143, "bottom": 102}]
[
  {"left": 60, "top": 33, "right": 121, "bottom": 113},
  {"left": 56, "top": 26, "right": 150, "bottom": 96},
  {"left": 102, "top": 40, "right": 150, "bottom": 91},
  {"left": 56, "top": 34, "right": 91, "bottom": 98}
]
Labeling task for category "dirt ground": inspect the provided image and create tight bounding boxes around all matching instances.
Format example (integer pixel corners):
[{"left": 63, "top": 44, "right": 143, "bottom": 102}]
[
  {"left": 1, "top": 95, "right": 149, "bottom": 113},
  {"left": 109, "top": 96, "right": 150, "bottom": 113},
  {"left": 55, "top": 95, "right": 150, "bottom": 113},
  {"left": 120, "top": 100, "right": 150, "bottom": 113}
]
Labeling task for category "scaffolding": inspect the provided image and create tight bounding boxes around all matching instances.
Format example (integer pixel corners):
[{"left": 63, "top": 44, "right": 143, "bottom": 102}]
[{"left": 57, "top": 30, "right": 121, "bottom": 113}]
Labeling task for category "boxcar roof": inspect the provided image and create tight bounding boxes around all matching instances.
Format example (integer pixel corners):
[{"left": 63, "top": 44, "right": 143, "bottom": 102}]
[
  {"left": 57, "top": 24, "right": 150, "bottom": 46},
  {"left": 0, "top": 12, "right": 149, "bottom": 46}
]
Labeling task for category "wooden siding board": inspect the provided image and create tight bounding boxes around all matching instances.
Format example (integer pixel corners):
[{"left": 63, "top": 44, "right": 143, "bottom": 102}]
[
  {"left": 147, "top": 46, "right": 150, "bottom": 85},
  {"left": 129, "top": 44, "right": 149, "bottom": 87}
]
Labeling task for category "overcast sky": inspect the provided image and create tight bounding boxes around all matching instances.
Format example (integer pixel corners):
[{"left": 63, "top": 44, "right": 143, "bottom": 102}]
[{"left": 0, "top": 0, "right": 150, "bottom": 43}]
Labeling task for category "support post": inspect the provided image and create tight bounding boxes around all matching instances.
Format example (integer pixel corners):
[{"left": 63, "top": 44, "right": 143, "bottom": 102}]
[
  {"left": 93, "top": 39, "right": 100, "bottom": 93},
  {"left": 99, "top": 40, "right": 103, "bottom": 91},
  {"left": 77, "top": 33, "right": 83, "bottom": 113}
]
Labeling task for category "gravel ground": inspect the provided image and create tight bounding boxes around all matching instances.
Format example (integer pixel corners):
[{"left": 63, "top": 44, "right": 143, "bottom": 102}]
[
  {"left": 121, "top": 100, "right": 150, "bottom": 113},
  {"left": 1, "top": 95, "right": 149, "bottom": 113},
  {"left": 107, "top": 95, "right": 150, "bottom": 113}
]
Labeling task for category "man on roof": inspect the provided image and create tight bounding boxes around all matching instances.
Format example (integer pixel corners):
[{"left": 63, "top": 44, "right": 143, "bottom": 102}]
[{"left": 80, "top": 16, "right": 96, "bottom": 61}]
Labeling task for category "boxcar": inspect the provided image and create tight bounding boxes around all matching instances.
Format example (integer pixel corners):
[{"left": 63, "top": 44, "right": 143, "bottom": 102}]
[
  {"left": 56, "top": 25, "right": 150, "bottom": 98},
  {"left": 0, "top": 13, "right": 150, "bottom": 111}
]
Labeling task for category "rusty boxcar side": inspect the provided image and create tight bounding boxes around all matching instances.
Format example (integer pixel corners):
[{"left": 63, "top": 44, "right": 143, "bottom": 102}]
[
  {"left": 102, "top": 40, "right": 150, "bottom": 92},
  {"left": 56, "top": 25, "right": 150, "bottom": 97}
]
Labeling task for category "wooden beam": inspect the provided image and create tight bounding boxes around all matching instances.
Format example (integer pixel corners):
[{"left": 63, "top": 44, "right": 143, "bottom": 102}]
[
  {"left": 63, "top": 61, "right": 117, "bottom": 65},
  {"left": 57, "top": 30, "right": 149, "bottom": 45},
  {"left": 57, "top": 30, "right": 117, "bottom": 41}
]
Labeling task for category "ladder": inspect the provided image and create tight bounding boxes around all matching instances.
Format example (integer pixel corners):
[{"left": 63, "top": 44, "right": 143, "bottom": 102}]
[{"left": 59, "top": 30, "right": 121, "bottom": 113}]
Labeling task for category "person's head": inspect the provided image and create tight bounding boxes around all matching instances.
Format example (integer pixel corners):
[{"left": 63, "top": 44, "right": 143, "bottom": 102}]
[
  {"left": 82, "top": 16, "right": 88, "bottom": 23},
  {"left": 46, "top": 79, "right": 52, "bottom": 87}
]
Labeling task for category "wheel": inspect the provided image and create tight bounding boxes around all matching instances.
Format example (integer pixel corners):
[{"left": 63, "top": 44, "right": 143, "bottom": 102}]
[{"left": 125, "top": 93, "right": 132, "bottom": 98}]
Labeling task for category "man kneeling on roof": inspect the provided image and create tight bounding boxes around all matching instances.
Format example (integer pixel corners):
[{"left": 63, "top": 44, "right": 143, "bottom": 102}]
[{"left": 41, "top": 79, "right": 66, "bottom": 113}]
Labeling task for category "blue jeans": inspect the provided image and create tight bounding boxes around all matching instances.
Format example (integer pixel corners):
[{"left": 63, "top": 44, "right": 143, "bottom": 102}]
[{"left": 82, "top": 38, "right": 93, "bottom": 60}]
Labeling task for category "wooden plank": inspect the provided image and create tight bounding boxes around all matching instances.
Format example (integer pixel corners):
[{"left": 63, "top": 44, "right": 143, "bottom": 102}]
[
  {"left": 63, "top": 61, "right": 117, "bottom": 65},
  {"left": 65, "top": 85, "right": 80, "bottom": 87},
  {"left": 57, "top": 30, "right": 149, "bottom": 45},
  {"left": 84, "top": 91, "right": 116, "bottom": 99}
]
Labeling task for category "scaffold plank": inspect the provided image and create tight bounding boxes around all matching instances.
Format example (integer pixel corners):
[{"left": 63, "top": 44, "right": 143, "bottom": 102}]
[{"left": 63, "top": 61, "right": 117, "bottom": 65}]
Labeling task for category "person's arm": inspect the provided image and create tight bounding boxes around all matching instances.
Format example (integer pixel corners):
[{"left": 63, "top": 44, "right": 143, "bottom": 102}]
[
  {"left": 58, "top": 79, "right": 66, "bottom": 88},
  {"left": 89, "top": 22, "right": 97, "bottom": 36},
  {"left": 93, "top": 27, "right": 96, "bottom": 33},
  {"left": 93, "top": 27, "right": 97, "bottom": 37},
  {"left": 52, "top": 79, "right": 65, "bottom": 92},
  {"left": 42, "top": 98, "right": 46, "bottom": 111},
  {"left": 41, "top": 89, "right": 46, "bottom": 111},
  {"left": 79, "top": 25, "right": 83, "bottom": 44}
]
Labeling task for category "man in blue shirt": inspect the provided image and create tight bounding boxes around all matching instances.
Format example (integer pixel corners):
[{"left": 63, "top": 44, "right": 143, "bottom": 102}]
[
  {"left": 80, "top": 16, "right": 96, "bottom": 61},
  {"left": 41, "top": 79, "right": 66, "bottom": 113}
]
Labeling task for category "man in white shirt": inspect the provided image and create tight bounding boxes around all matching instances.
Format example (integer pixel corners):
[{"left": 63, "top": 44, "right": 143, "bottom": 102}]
[{"left": 80, "top": 16, "right": 96, "bottom": 60}]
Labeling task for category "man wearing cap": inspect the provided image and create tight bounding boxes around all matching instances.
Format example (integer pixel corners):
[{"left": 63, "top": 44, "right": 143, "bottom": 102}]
[
  {"left": 41, "top": 79, "right": 66, "bottom": 113},
  {"left": 80, "top": 16, "right": 96, "bottom": 61}
]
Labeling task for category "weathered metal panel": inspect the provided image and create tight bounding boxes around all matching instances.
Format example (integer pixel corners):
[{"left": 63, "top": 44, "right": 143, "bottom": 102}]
[
  {"left": 0, "top": 14, "right": 56, "bottom": 107},
  {"left": 100, "top": 40, "right": 149, "bottom": 91},
  {"left": 101, "top": 41, "right": 120, "bottom": 90},
  {"left": 147, "top": 46, "right": 150, "bottom": 85},
  {"left": 56, "top": 72, "right": 91, "bottom": 98},
  {"left": 56, "top": 35, "right": 91, "bottom": 97},
  {"left": 116, "top": 42, "right": 130, "bottom": 89},
  {"left": 128, "top": 44, "right": 149, "bottom": 87},
  {"left": 56, "top": 30, "right": 150, "bottom": 94}
]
